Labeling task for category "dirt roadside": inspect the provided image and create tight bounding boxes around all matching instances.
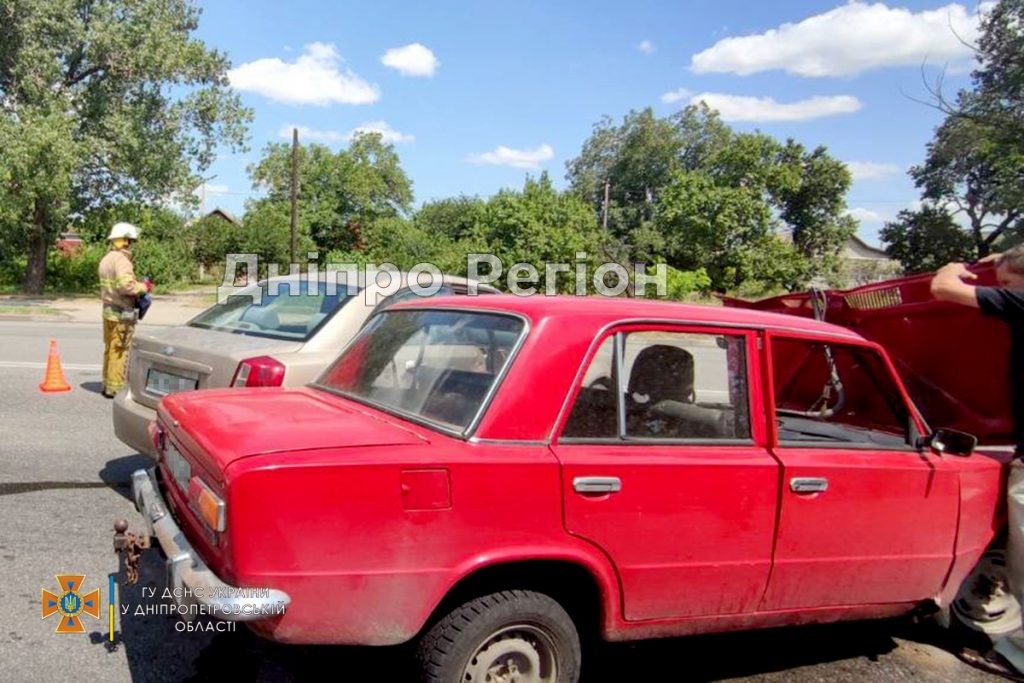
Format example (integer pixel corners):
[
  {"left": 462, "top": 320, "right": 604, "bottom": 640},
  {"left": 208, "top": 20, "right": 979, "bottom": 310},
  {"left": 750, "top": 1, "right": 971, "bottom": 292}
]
[{"left": 0, "top": 290, "right": 214, "bottom": 326}]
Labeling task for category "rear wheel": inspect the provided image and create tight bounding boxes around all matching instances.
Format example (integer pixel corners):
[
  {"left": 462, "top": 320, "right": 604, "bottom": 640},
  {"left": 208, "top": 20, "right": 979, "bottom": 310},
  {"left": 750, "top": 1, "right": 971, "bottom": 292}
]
[
  {"left": 940, "top": 548, "right": 1021, "bottom": 640},
  {"left": 416, "top": 589, "right": 581, "bottom": 683}
]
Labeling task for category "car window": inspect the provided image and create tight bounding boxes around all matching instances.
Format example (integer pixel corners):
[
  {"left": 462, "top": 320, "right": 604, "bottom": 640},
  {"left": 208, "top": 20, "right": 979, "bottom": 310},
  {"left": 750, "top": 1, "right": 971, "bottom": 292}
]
[
  {"left": 317, "top": 310, "right": 523, "bottom": 432},
  {"left": 376, "top": 285, "right": 455, "bottom": 311},
  {"left": 770, "top": 337, "right": 910, "bottom": 447},
  {"left": 189, "top": 279, "right": 355, "bottom": 341},
  {"left": 562, "top": 330, "right": 750, "bottom": 441}
]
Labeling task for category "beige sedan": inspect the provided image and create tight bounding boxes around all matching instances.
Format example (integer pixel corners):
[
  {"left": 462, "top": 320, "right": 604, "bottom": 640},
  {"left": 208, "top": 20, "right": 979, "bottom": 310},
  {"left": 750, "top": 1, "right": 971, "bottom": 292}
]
[{"left": 113, "top": 271, "right": 495, "bottom": 457}]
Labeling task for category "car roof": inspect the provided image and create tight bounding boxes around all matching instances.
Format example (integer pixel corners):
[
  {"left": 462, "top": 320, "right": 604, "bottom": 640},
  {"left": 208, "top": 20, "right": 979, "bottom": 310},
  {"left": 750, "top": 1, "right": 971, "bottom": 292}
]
[
  {"left": 387, "top": 293, "right": 865, "bottom": 341},
  {"left": 256, "top": 271, "right": 494, "bottom": 292}
]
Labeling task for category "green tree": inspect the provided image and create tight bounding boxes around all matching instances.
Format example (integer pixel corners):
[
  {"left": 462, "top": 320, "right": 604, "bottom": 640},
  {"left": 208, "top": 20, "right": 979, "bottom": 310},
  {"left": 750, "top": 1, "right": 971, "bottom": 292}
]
[
  {"left": 0, "top": 0, "right": 251, "bottom": 293},
  {"left": 880, "top": 206, "right": 976, "bottom": 274},
  {"left": 414, "top": 196, "right": 487, "bottom": 241},
  {"left": 248, "top": 132, "right": 413, "bottom": 254},
  {"left": 566, "top": 104, "right": 854, "bottom": 288},
  {"left": 903, "top": 0, "right": 1024, "bottom": 262},
  {"left": 480, "top": 173, "right": 608, "bottom": 293}
]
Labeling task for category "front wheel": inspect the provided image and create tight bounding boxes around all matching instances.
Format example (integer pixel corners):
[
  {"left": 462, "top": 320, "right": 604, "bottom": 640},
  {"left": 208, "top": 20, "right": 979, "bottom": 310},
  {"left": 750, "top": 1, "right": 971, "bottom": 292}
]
[
  {"left": 416, "top": 589, "right": 581, "bottom": 683},
  {"left": 939, "top": 548, "right": 1022, "bottom": 640}
]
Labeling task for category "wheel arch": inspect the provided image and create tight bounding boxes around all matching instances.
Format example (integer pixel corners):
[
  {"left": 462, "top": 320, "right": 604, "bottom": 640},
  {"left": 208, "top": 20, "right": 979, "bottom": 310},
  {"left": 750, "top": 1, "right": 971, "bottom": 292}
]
[{"left": 416, "top": 551, "right": 621, "bottom": 642}]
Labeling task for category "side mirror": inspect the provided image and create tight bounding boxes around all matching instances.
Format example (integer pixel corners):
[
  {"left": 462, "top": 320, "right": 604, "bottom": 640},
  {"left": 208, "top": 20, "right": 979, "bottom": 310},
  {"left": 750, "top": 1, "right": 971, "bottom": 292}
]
[{"left": 926, "top": 428, "right": 978, "bottom": 457}]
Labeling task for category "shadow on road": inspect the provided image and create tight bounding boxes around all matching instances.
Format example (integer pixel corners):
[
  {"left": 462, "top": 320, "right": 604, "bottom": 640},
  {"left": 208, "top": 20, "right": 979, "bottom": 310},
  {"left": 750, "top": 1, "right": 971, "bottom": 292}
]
[
  {"left": 79, "top": 381, "right": 104, "bottom": 395},
  {"left": 100, "top": 455, "right": 153, "bottom": 501}
]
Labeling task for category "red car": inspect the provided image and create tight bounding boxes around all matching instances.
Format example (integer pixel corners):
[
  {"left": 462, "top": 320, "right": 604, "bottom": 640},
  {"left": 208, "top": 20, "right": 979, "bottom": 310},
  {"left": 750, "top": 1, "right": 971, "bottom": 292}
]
[{"left": 130, "top": 293, "right": 1009, "bottom": 683}]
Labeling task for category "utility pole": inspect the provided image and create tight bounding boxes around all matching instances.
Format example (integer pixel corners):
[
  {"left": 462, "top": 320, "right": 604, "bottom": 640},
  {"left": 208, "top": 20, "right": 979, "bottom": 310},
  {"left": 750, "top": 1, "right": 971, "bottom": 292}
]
[
  {"left": 290, "top": 127, "right": 299, "bottom": 264},
  {"left": 602, "top": 179, "right": 611, "bottom": 231}
]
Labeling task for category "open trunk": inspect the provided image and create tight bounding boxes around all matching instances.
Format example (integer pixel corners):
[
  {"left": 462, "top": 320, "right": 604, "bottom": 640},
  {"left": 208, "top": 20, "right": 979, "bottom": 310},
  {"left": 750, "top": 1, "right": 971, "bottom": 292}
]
[{"left": 723, "top": 263, "right": 1013, "bottom": 445}]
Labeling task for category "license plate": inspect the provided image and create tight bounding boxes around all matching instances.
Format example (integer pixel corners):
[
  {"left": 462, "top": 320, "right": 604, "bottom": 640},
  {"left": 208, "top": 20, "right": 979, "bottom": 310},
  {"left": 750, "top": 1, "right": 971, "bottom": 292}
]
[
  {"left": 164, "top": 441, "right": 191, "bottom": 493},
  {"left": 146, "top": 369, "right": 199, "bottom": 396}
]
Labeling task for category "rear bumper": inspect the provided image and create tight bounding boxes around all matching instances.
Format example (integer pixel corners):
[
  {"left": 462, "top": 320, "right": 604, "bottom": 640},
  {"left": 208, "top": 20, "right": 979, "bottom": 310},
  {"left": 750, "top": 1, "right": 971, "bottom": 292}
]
[
  {"left": 131, "top": 468, "right": 291, "bottom": 622},
  {"left": 113, "top": 388, "right": 157, "bottom": 458}
]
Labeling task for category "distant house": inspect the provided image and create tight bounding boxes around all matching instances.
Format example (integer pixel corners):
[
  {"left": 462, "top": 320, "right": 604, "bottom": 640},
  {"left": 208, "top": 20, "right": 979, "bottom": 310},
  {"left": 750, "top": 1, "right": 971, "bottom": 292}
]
[
  {"left": 839, "top": 234, "right": 901, "bottom": 286},
  {"left": 185, "top": 207, "right": 241, "bottom": 228},
  {"left": 778, "top": 228, "right": 900, "bottom": 286}
]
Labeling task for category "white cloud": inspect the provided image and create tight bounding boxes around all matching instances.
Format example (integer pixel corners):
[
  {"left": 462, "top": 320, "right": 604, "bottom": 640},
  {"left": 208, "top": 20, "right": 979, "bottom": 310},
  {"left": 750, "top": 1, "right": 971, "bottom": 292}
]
[
  {"left": 691, "top": 2, "right": 987, "bottom": 77},
  {"left": 846, "top": 161, "right": 903, "bottom": 181},
  {"left": 381, "top": 43, "right": 439, "bottom": 77},
  {"left": 203, "top": 183, "right": 230, "bottom": 196},
  {"left": 280, "top": 121, "right": 414, "bottom": 145},
  {"left": 661, "top": 87, "right": 692, "bottom": 104},
  {"left": 347, "top": 121, "right": 415, "bottom": 144},
  {"left": 228, "top": 42, "right": 379, "bottom": 105},
  {"left": 847, "top": 207, "right": 888, "bottom": 223},
  {"left": 465, "top": 144, "right": 554, "bottom": 169},
  {"left": 690, "top": 92, "right": 862, "bottom": 122},
  {"left": 637, "top": 40, "right": 656, "bottom": 55}
]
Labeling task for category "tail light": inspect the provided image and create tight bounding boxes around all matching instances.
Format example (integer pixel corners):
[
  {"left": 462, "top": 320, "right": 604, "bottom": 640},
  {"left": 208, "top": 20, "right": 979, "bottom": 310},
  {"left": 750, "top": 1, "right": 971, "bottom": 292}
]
[
  {"left": 188, "top": 476, "right": 226, "bottom": 532},
  {"left": 231, "top": 356, "right": 286, "bottom": 387},
  {"left": 148, "top": 421, "right": 166, "bottom": 455}
]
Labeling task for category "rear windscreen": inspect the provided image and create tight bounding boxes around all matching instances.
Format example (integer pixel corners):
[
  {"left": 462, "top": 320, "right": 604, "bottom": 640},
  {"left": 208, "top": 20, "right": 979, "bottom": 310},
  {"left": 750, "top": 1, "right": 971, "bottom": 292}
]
[{"left": 188, "top": 280, "right": 356, "bottom": 341}]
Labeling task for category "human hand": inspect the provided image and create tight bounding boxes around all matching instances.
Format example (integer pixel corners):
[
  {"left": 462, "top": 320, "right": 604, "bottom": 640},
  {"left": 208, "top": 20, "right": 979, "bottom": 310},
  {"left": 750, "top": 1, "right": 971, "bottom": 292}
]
[
  {"left": 978, "top": 252, "right": 1002, "bottom": 264},
  {"left": 936, "top": 262, "right": 976, "bottom": 281}
]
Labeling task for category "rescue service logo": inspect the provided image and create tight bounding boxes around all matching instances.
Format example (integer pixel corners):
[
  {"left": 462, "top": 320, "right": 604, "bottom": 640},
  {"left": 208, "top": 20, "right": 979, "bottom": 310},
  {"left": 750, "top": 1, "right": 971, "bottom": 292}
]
[{"left": 41, "top": 574, "right": 101, "bottom": 633}]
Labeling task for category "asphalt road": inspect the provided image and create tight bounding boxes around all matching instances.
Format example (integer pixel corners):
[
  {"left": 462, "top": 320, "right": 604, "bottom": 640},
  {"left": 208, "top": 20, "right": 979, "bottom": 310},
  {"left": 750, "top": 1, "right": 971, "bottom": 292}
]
[{"left": 0, "top": 319, "right": 1002, "bottom": 682}]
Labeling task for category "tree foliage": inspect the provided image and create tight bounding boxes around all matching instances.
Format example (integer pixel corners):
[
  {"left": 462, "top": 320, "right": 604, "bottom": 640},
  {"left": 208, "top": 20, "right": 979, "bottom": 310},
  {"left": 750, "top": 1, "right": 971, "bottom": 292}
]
[
  {"left": 249, "top": 133, "right": 413, "bottom": 254},
  {"left": 894, "top": 0, "right": 1024, "bottom": 264},
  {"left": 0, "top": 0, "right": 251, "bottom": 293},
  {"left": 566, "top": 104, "right": 854, "bottom": 291},
  {"left": 880, "top": 206, "right": 976, "bottom": 274}
]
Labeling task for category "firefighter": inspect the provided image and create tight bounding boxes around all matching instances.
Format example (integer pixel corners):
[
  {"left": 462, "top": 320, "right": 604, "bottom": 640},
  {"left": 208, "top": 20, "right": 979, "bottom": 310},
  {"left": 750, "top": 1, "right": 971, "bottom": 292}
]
[
  {"left": 932, "top": 247, "right": 1024, "bottom": 680},
  {"left": 98, "top": 222, "right": 152, "bottom": 399}
]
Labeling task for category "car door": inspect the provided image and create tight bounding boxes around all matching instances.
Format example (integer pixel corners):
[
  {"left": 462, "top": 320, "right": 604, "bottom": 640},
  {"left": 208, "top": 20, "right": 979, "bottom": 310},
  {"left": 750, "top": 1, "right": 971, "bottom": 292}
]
[
  {"left": 760, "top": 331, "right": 960, "bottom": 610},
  {"left": 552, "top": 324, "right": 781, "bottom": 620}
]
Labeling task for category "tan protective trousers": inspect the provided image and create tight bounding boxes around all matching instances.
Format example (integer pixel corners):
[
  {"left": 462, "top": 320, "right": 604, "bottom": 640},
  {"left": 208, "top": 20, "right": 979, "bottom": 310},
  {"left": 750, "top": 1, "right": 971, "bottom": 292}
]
[
  {"left": 102, "top": 319, "right": 136, "bottom": 395},
  {"left": 995, "top": 459, "right": 1024, "bottom": 671}
]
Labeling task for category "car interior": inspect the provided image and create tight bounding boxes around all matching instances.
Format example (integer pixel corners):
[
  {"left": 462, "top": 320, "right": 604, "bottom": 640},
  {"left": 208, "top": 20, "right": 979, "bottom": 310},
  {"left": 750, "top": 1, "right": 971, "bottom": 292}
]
[{"left": 563, "top": 336, "right": 746, "bottom": 440}]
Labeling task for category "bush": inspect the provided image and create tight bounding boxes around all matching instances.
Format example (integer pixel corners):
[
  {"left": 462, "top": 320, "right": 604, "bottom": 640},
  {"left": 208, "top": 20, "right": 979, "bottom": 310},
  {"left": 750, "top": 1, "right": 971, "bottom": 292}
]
[
  {"left": 133, "top": 238, "right": 196, "bottom": 290},
  {"left": 46, "top": 244, "right": 105, "bottom": 293},
  {"left": 649, "top": 265, "right": 712, "bottom": 300}
]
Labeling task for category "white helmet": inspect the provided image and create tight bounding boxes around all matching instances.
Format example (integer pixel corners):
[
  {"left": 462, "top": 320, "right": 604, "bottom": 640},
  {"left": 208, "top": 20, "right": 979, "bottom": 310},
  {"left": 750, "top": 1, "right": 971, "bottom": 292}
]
[{"left": 107, "top": 222, "right": 140, "bottom": 241}]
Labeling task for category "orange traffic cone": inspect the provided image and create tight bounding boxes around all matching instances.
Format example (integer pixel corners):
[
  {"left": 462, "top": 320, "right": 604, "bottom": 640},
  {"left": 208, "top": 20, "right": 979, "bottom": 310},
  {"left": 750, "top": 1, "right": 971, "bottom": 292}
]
[{"left": 39, "top": 339, "right": 71, "bottom": 393}]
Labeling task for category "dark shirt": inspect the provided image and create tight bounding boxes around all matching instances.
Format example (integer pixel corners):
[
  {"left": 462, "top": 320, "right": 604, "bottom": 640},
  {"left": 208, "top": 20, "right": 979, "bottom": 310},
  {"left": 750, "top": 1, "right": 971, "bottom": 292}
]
[{"left": 976, "top": 287, "right": 1024, "bottom": 446}]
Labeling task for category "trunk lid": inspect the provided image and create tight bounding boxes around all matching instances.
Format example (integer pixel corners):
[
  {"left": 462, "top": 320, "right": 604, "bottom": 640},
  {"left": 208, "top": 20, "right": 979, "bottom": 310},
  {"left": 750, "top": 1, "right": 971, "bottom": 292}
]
[
  {"left": 724, "top": 263, "right": 1013, "bottom": 445},
  {"left": 159, "top": 387, "right": 427, "bottom": 476},
  {"left": 128, "top": 325, "right": 302, "bottom": 409}
]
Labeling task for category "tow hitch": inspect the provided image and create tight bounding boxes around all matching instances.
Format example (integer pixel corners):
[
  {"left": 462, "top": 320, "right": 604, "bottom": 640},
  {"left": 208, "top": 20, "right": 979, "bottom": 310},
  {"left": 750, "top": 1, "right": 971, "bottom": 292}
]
[{"left": 113, "top": 519, "right": 150, "bottom": 585}]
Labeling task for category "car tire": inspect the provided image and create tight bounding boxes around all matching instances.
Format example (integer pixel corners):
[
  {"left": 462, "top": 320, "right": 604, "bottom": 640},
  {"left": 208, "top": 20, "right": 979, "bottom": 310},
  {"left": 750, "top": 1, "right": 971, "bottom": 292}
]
[
  {"left": 416, "top": 589, "right": 581, "bottom": 683},
  {"left": 938, "top": 548, "right": 1022, "bottom": 640}
]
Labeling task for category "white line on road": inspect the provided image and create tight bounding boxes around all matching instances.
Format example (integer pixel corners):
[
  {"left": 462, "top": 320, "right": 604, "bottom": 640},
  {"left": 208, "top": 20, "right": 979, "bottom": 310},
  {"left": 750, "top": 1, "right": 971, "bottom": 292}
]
[{"left": 0, "top": 361, "right": 102, "bottom": 371}]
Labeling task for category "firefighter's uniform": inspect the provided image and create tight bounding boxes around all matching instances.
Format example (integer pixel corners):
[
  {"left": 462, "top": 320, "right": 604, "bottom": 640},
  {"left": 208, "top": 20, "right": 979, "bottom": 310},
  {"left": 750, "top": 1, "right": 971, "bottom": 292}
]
[{"left": 98, "top": 225, "right": 147, "bottom": 397}]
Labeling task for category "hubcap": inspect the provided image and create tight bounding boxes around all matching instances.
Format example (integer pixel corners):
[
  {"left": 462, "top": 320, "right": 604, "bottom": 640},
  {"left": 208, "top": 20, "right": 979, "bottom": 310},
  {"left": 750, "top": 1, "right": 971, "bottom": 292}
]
[
  {"left": 462, "top": 624, "right": 558, "bottom": 683},
  {"left": 952, "top": 550, "right": 1022, "bottom": 635}
]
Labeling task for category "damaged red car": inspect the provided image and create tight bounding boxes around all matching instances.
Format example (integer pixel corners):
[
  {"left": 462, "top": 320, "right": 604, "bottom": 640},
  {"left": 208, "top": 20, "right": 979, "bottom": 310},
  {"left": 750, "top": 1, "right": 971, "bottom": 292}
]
[{"left": 129, "top": 291, "right": 1013, "bottom": 683}]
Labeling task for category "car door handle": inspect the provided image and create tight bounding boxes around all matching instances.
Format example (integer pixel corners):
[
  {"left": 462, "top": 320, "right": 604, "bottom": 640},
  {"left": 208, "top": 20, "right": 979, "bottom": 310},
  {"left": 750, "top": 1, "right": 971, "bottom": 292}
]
[
  {"left": 790, "top": 477, "right": 828, "bottom": 494},
  {"left": 573, "top": 476, "right": 622, "bottom": 494}
]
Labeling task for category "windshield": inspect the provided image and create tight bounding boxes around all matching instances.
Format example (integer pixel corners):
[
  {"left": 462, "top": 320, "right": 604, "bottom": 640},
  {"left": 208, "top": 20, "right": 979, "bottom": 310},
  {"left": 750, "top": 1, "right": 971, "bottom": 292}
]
[
  {"left": 188, "top": 279, "right": 357, "bottom": 341},
  {"left": 317, "top": 309, "right": 524, "bottom": 432}
]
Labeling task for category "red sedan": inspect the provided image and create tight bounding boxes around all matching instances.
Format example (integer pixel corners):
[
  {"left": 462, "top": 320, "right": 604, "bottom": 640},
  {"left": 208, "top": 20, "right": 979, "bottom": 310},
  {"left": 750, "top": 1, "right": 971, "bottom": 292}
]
[{"left": 130, "top": 294, "right": 1008, "bottom": 683}]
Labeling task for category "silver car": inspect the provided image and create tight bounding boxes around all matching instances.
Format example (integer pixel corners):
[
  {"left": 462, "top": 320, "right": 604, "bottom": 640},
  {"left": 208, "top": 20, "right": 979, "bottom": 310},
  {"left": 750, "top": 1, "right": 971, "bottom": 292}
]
[{"left": 113, "top": 271, "right": 495, "bottom": 457}]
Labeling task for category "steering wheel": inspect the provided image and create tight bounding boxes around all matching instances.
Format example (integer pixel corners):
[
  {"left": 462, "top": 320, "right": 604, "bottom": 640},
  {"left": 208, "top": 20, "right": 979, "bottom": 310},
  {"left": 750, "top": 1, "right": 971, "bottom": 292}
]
[{"left": 232, "top": 321, "right": 260, "bottom": 331}]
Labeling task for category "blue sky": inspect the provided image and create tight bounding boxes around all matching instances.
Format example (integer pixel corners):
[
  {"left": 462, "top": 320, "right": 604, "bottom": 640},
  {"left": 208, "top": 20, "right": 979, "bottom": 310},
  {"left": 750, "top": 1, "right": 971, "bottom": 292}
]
[{"left": 193, "top": 0, "right": 984, "bottom": 245}]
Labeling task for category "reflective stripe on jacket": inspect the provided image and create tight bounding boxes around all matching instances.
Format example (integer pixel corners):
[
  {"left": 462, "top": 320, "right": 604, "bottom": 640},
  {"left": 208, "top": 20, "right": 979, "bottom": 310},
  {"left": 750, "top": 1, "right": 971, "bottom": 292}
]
[{"left": 98, "top": 248, "right": 145, "bottom": 322}]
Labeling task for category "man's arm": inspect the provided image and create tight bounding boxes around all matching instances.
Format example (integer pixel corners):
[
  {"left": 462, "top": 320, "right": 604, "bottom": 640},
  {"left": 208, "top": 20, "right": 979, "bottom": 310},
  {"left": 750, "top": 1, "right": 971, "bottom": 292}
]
[
  {"left": 114, "top": 254, "right": 147, "bottom": 297},
  {"left": 930, "top": 262, "right": 980, "bottom": 308}
]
